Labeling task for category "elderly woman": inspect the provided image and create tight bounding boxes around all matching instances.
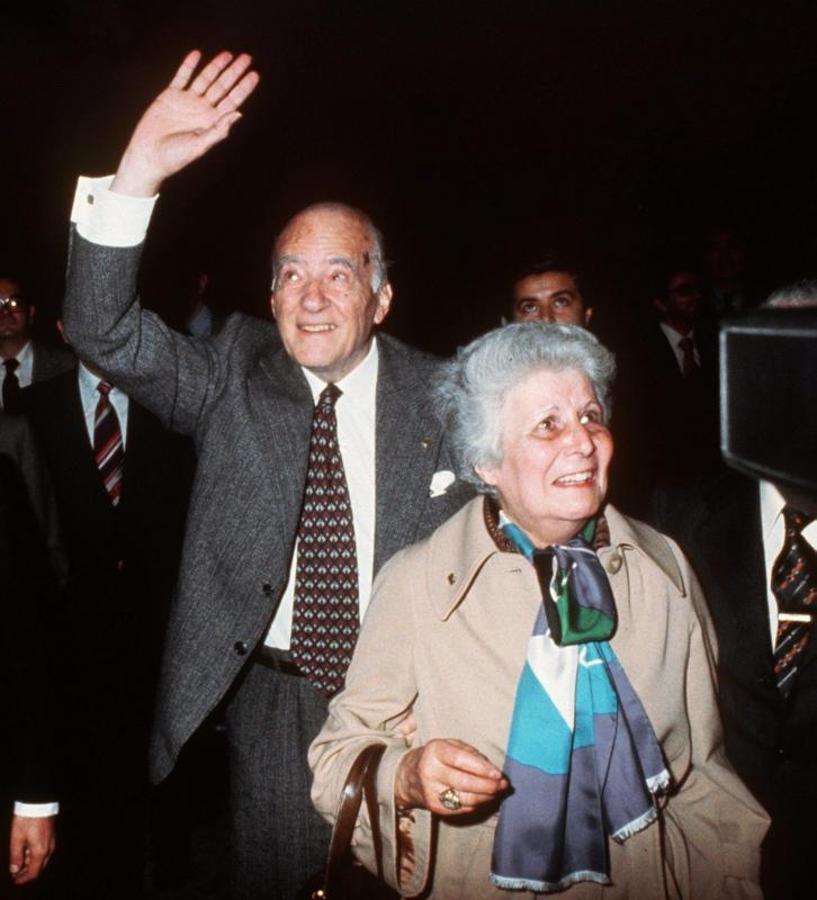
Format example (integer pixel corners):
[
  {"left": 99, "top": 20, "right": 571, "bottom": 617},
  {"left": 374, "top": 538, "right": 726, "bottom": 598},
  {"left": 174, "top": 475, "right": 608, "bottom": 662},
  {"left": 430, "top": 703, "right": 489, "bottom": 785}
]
[{"left": 309, "top": 323, "right": 767, "bottom": 898}]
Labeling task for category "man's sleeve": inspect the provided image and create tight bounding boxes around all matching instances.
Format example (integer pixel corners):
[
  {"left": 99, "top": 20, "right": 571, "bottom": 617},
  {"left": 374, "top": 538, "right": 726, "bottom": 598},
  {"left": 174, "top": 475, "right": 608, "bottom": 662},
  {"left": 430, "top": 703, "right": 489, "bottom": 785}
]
[{"left": 62, "top": 176, "right": 223, "bottom": 435}]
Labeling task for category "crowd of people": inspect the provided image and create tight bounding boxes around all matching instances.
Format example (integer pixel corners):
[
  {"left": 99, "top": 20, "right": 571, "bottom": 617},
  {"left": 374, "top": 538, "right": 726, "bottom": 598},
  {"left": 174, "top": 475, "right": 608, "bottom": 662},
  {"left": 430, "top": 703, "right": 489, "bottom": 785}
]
[{"left": 1, "top": 49, "right": 814, "bottom": 900}]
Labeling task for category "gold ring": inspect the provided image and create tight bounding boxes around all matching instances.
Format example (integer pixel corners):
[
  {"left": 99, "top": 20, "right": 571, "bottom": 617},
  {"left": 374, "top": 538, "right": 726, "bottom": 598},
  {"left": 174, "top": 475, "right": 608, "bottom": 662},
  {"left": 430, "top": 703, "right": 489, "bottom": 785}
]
[{"left": 439, "top": 787, "right": 462, "bottom": 811}]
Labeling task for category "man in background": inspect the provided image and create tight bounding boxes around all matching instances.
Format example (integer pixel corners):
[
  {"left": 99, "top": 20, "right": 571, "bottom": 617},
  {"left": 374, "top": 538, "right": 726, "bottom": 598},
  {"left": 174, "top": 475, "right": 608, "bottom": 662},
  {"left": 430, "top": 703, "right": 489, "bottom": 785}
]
[{"left": 0, "top": 278, "right": 73, "bottom": 413}]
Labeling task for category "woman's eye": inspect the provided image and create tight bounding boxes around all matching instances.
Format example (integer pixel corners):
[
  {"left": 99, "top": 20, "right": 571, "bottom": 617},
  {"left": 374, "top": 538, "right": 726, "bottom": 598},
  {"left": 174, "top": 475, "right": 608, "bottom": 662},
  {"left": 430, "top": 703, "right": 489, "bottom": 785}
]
[
  {"left": 282, "top": 270, "right": 300, "bottom": 283},
  {"left": 580, "top": 409, "right": 601, "bottom": 425},
  {"left": 536, "top": 417, "right": 556, "bottom": 433}
]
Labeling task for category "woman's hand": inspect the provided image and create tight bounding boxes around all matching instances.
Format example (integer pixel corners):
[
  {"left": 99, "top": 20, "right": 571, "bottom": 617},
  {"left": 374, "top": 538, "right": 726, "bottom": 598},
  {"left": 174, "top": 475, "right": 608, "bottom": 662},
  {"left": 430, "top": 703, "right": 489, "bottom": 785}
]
[{"left": 395, "top": 739, "right": 508, "bottom": 816}]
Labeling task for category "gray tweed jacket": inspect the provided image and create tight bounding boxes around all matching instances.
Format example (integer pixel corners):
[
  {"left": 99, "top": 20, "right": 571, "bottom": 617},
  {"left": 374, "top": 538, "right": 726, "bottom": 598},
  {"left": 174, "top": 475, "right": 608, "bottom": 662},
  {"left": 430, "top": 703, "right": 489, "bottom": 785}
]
[{"left": 63, "top": 231, "right": 472, "bottom": 782}]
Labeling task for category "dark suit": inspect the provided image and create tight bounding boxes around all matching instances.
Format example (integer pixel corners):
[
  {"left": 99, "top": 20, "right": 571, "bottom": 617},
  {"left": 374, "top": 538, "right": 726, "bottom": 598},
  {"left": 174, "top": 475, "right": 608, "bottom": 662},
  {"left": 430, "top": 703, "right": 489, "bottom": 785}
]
[
  {"left": 30, "top": 341, "right": 75, "bottom": 385},
  {"left": 0, "top": 453, "right": 57, "bottom": 900},
  {"left": 23, "top": 367, "right": 194, "bottom": 900},
  {"left": 63, "top": 232, "right": 473, "bottom": 898},
  {"left": 652, "top": 470, "right": 817, "bottom": 899}
]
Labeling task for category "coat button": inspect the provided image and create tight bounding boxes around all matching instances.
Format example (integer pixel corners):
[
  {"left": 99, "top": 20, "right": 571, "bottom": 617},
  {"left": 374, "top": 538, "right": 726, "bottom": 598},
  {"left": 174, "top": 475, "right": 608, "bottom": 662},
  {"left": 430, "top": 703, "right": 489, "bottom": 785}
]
[
  {"left": 606, "top": 553, "right": 623, "bottom": 575},
  {"left": 234, "top": 641, "right": 248, "bottom": 656},
  {"left": 447, "top": 572, "right": 456, "bottom": 585},
  {"left": 262, "top": 583, "right": 273, "bottom": 595}
]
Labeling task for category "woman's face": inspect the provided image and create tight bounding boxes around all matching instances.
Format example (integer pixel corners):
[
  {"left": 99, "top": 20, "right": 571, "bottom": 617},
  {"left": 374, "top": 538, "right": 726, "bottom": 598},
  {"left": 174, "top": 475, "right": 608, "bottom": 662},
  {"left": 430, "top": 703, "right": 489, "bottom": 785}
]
[{"left": 477, "top": 368, "right": 613, "bottom": 547}]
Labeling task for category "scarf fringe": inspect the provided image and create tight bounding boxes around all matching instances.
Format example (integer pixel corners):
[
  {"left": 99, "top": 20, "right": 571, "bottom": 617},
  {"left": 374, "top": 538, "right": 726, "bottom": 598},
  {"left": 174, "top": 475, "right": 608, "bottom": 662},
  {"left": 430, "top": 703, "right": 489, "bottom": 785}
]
[
  {"left": 491, "top": 869, "right": 612, "bottom": 893},
  {"left": 646, "top": 768, "right": 672, "bottom": 795},
  {"left": 611, "top": 804, "right": 659, "bottom": 844}
]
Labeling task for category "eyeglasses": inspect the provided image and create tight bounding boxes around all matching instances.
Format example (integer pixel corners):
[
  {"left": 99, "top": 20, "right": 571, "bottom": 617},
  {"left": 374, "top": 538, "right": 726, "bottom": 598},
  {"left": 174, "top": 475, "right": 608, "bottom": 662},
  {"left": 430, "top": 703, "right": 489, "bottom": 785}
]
[{"left": 0, "top": 296, "right": 27, "bottom": 311}]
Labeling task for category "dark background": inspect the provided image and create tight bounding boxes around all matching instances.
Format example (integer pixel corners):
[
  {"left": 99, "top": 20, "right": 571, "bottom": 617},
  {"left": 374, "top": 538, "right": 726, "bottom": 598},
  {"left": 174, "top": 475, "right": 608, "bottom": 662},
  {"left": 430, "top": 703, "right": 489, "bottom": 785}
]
[{"left": 3, "top": 0, "right": 817, "bottom": 353}]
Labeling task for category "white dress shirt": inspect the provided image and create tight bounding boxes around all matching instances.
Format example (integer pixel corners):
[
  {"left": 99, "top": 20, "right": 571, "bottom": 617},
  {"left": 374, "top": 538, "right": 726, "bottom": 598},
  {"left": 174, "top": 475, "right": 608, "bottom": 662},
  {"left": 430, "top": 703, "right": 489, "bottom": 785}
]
[
  {"left": 759, "top": 480, "right": 817, "bottom": 648},
  {"left": 77, "top": 362, "right": 130, "bottom": 448},
  {"left": 265, "top": 341, "right": 379, "bottom": 649},
  {"left": 659, "top": 322, "right": 701, "bottom": 373}
]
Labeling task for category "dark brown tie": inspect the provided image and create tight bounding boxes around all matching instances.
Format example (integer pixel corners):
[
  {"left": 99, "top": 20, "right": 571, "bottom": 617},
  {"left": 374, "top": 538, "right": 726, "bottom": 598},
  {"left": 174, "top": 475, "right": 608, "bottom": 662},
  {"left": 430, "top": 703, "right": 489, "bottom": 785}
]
[
  {"left": 773, "top": 506, "right": 816, "bottom": 697},
  {"left": 290, "top": 384, "right": 359, "bottom": 697},
  {"left": 2, "top": 358, "right": 21, "bottom": 412},
  {"left": 678, "top": 336, "right": 698, "bottom": 379},
  {"left": 94, "top": 382, "right": 125, "bottom": 506}
]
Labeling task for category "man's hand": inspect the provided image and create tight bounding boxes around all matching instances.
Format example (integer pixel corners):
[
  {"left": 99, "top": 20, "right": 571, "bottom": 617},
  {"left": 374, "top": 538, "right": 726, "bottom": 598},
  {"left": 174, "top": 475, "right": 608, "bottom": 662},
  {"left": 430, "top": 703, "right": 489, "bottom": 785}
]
[
  {"left": 112, "top": 50, "right": 260, "bottom": 198},
  {"left": 8, "top": 815, "right": 56, "bottom": 885}
]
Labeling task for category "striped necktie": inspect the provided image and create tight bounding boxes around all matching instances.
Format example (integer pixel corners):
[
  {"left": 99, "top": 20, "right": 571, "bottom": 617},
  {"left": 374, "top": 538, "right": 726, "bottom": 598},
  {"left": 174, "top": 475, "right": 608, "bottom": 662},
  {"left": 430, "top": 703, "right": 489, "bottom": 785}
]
[
  {"left": 94, "top": 381, "right": 125, "bottom": 506},
  {"left": 773, "top": 506, "right": 817, "bottom": 697}
]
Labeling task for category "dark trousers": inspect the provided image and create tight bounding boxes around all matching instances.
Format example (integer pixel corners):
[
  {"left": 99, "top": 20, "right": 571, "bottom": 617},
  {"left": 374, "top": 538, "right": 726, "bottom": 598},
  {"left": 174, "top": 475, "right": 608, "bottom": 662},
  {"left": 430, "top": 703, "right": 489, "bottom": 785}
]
[{"left": 226, "top": 662, "right": 331, "bottom": 900}]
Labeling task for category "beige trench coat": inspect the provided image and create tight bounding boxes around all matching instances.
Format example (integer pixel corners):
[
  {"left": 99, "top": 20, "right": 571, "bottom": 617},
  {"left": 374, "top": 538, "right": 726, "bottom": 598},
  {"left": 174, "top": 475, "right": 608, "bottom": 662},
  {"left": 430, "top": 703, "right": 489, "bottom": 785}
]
[{"left": 310, "top": 498, "right": 768, "bottom": 899}]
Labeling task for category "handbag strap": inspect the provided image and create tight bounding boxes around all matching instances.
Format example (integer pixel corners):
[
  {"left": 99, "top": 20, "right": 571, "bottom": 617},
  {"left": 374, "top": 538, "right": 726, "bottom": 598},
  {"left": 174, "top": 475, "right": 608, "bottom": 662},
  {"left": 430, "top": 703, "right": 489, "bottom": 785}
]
[{"left": 314, "top": 742, "right": 389, "bottom": 899}]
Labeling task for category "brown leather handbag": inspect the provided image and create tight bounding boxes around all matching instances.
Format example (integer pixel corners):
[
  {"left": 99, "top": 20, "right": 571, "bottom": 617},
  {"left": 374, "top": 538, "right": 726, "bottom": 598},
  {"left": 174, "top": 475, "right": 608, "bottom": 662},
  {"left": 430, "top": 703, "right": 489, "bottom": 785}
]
[{"left": 308, "top": 743, "right": 399, "bottom": 900}]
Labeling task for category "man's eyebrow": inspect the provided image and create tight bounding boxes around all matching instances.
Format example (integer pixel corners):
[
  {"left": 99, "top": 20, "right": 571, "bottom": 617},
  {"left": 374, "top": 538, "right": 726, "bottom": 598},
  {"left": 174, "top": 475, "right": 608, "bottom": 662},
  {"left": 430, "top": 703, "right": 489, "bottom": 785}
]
[
  {"left": 327, "top": 257, "right": 354, "bottom": 270},
  {"left": 276, "top": 254, "right": 303, "bottom": 266}
]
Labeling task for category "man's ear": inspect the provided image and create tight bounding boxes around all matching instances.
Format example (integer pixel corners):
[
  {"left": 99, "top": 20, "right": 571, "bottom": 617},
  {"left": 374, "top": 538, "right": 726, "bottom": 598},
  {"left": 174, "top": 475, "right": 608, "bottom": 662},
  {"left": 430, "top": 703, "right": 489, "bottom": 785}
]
[
  {"left": 27, "top": 304, "right": 36, "bottom": 325},
  {"left": 584, "top": 306, "right": 594, "bottom": 327},
  {"left": 373, "top": 282, "right": 393, "bottom": 325},
  {"left": 652, "top": 297, "right": 667, "bottom": 316},
  {"left": 269, "top": 292, "right": 277, "bottom": 320}
]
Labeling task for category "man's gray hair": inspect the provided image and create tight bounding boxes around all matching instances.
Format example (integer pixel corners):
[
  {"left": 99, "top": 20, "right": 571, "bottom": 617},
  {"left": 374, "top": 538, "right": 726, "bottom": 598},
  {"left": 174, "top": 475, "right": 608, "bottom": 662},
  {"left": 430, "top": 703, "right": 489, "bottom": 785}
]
[
  {"left": 765, "top": 278, "right": 817, "bottom": 309},
  {"left": 437, "top": 322, "right": 616, "bottom": 494},
  {"left": 270, "top": 202, "right": 389, "bottom": 293}
]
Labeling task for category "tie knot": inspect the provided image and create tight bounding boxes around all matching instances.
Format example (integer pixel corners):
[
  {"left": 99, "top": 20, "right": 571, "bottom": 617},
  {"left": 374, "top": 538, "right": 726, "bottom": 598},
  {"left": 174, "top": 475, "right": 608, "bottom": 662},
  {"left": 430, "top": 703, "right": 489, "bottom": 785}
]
[
  {"left": 3, "top": 357, "right": 19, "bottom": 373},
  {"left": 318, "top": 383, "right": 342, "bottom": 409},
  {"left": 97, "top": 381, "right": 112, "bottom": 398},
  {"left": 678, "top": 336, "right": 694, "bottom": 353},
  {"left": 783, "top": 505, "right": 813, "bottom": 536}
]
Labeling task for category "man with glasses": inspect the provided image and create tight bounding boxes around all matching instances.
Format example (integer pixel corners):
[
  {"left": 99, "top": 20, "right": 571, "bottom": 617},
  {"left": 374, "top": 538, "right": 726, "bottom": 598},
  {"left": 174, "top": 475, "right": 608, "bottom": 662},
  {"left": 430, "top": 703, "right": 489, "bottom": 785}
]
[{"left": 0, "top": 278, "right": 74, "bottom": 412}]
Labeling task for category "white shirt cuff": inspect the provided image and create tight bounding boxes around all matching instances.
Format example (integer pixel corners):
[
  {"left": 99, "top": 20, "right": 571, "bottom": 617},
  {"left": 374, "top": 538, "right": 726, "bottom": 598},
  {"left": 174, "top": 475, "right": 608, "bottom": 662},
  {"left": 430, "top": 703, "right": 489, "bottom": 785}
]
[
  {"left": 71, "top": 175, "right": 158, "bottom": 248},
  {"left": 13, "top": 801, "right": 59, "bottom": 818}
]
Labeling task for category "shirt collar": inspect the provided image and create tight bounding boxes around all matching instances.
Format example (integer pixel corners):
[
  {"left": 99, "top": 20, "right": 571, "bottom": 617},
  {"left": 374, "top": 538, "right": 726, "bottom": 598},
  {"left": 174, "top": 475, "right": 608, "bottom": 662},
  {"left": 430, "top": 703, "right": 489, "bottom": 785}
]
[
  {"left": 15, "top": 340, "right": 33, "bottom": 366},
  {"left": 78, "top": 361, "right": 124, "bottom": 399},
  {"left": 301, "top": 337, "right": 379, "bottom": 404},
  {"left": 659, "top": 321, "right": 695, "bottom": 345},
  {"left": 759, "top": 479, "right": 786, "bottom": 540}
]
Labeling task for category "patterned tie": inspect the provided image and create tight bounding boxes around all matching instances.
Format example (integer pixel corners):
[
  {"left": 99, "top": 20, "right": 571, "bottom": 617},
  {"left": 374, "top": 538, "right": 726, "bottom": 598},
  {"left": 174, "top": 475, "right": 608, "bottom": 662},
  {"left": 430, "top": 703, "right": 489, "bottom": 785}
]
[
  {"left": 290, "top": 384, "right": 360, "bottom": 697},
  {"left": 94, "top": 382, "right": 125, "bottom": 506},
  {"left": 773, "top": 506, "right": 817, "bottom": 697},
  {"left": 2, "top": 357, "right": 21, "bottom": 412},
  {"left": 678, "top": 336, "right": 698, "bottom": 378}
]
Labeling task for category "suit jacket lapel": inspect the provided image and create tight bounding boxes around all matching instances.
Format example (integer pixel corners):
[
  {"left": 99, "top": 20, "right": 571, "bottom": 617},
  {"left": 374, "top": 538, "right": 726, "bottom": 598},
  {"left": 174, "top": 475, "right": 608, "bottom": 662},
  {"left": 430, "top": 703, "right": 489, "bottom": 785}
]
[
  {"left": 374, "top": 338, "right": 441, "bottom": 570},
  {"left": 249, "top": 346, "right": 314, "bottom": 545}
]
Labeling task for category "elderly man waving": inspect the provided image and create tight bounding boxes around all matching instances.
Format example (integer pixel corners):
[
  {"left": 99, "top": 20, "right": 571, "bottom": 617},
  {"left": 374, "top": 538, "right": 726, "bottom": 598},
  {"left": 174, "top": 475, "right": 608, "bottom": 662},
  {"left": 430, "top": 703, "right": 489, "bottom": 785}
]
[{"left": 64, "top": 51, "right": 471, "bottom": 900}]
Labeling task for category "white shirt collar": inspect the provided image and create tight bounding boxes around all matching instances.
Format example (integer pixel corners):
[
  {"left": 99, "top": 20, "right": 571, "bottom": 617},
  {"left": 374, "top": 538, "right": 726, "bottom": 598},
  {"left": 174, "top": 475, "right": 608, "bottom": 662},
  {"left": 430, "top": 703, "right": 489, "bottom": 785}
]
[
  {"left": 301, "top": 338, "right": 379, "bottom": 405},
  {"left": 15, "top": 340, "right": 33, "bottom": 367},
  {"left": 759, "top": 479, "right": 786, "bottom": 541},
  {"left": 659, "top": 321, "right": 695, "bottom": 345}
]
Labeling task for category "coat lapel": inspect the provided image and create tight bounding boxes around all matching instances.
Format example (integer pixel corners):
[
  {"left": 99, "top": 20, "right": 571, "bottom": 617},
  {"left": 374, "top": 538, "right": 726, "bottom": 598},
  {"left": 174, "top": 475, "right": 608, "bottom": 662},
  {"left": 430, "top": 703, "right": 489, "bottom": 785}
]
[
  {"left": 373, "top": 338, "right": 442, "bottom": 570},
  {"left": 248, "top": 346, "right": 314, "bottom": 542}
]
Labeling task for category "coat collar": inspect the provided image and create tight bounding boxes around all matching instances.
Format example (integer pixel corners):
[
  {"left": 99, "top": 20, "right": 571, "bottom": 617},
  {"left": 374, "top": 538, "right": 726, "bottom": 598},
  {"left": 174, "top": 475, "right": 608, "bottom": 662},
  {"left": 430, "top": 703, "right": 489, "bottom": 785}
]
[{"left": 426, "top": 497, "right": 686, "bottom": 621}]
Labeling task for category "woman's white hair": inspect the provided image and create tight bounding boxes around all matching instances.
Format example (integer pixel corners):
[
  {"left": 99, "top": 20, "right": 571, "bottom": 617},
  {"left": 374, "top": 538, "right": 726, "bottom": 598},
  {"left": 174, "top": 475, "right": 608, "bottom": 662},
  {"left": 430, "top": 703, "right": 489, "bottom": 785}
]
[{"left": 437, "top": 322, "right": 616, "bottom": 494}]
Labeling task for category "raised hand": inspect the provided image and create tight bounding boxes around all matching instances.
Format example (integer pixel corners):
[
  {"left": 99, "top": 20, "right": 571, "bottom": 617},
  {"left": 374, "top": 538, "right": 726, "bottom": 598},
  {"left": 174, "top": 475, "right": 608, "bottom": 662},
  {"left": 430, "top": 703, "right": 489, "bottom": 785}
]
[{"left": 112, "top": 50, "right": 260, "bottom": 197}]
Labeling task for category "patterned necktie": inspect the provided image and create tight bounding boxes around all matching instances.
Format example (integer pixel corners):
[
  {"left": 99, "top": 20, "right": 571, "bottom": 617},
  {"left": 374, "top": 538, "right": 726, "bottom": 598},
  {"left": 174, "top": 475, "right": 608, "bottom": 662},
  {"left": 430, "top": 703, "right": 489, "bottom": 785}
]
[
  {"left": 290, "top": 384, "right": 360, "bottom": 697},
  {"left": 773, "top": 506, "right": 817, "bottom": 697},
  {"left": 678, "top": 336, "right": 698, "bottom": 378},
  {"left": 2, "top": 357, "right": 21, "bottom": 412},
  {"left": 94, "top": 381, "right": 125, "bottom": 506}
]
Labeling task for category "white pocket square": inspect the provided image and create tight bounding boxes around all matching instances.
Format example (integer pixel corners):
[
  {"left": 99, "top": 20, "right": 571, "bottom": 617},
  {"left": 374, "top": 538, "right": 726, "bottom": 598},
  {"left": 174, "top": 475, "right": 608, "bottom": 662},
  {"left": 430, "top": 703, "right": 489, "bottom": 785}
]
[{"left": 429, "top": 470, "right": 456, "bottom": 498}]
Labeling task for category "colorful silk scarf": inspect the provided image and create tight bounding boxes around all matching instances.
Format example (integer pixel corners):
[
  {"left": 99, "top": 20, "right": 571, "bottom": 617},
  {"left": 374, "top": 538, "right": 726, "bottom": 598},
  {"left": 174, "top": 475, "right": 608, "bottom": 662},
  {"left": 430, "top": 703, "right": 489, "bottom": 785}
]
[{"left": 490, "top": 518, "right": 671, "bottom": 893}]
